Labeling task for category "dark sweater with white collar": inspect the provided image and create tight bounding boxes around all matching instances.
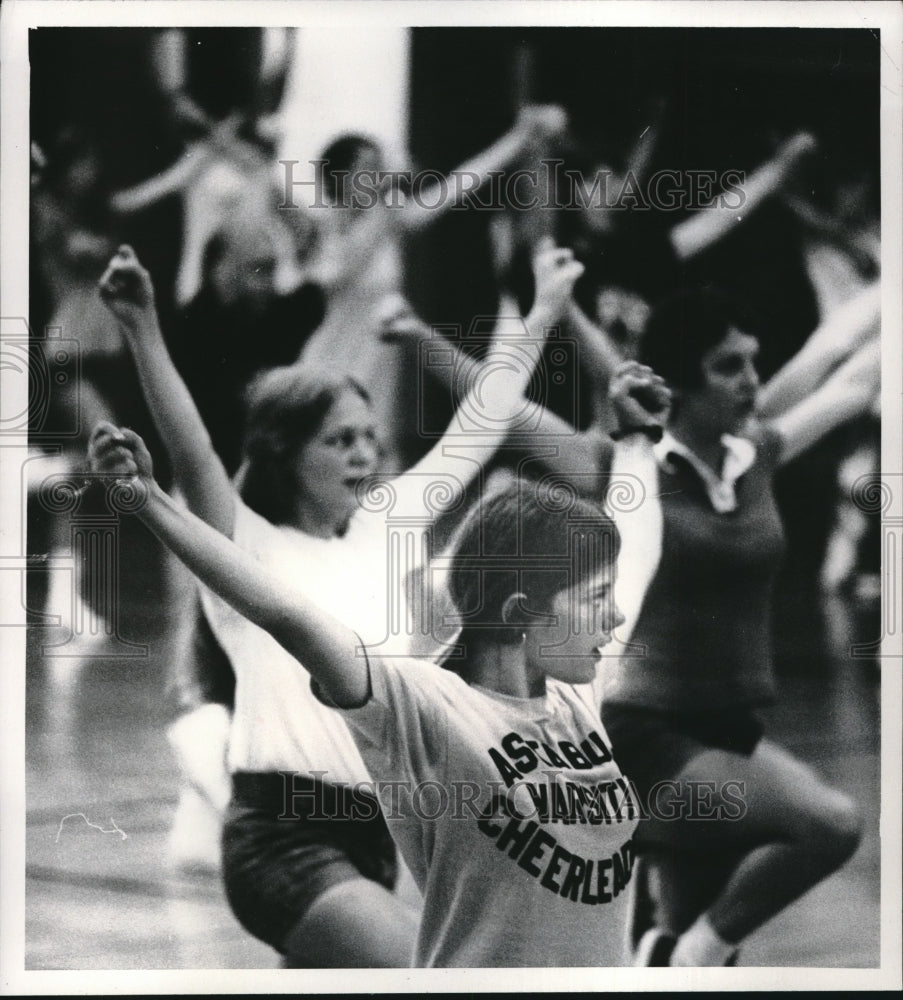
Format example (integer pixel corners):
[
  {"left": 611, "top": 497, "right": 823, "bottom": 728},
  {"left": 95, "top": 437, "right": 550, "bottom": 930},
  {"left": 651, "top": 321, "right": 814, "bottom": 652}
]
[{"left": 605, "top": 427, "right": 786, "bottom": 712}]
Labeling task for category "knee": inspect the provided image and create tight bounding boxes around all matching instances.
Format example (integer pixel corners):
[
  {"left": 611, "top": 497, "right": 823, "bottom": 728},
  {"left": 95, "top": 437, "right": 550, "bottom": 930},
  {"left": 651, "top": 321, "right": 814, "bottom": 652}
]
[{"left": 809, "top": 793, "right": 864, "bottom": 869}]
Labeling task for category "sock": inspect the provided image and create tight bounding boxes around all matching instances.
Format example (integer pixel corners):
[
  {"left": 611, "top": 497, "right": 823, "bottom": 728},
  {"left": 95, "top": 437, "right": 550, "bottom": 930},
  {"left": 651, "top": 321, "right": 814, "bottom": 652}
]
[{"left": 670, "top": 913, "right": 737, "bottom": 967}]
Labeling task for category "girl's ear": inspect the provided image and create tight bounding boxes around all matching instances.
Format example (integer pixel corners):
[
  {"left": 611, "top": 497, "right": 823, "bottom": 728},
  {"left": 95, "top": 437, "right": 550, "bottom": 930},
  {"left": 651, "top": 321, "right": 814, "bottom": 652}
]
[
  {"left": 500, "top": 592, "right": 528, "bottom": 626},
  {"left": 500, "top": 592, "right": 529, "bottom": 647}
]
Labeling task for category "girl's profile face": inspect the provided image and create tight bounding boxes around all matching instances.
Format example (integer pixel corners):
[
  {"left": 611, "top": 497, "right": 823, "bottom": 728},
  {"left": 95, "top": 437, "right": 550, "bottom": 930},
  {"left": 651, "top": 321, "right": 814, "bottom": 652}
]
[
  {"left": 292, "top": 389, "right": 380, "bottom": 536},
  {"left": 681, "top": 327, "right": 761, "bottom": 435},
  {"left": 525, "top": 562, "right": 624, "bottom": 688}
]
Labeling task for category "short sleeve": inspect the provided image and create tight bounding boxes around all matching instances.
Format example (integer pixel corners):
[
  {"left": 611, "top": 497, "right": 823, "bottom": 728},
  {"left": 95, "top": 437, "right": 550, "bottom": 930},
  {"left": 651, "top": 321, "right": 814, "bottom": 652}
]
[{"left": 314, "top": 655, "right": 451, "bottom": 780}]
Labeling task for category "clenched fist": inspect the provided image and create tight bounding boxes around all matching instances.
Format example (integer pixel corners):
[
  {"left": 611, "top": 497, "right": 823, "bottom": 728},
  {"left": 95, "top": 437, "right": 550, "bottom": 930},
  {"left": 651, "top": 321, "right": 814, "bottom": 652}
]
[
  {"left": 88, "top": 421, "right": 154, "bottom": 482},
  {"left": 97, "top": 245, "right": 157, "bottom": 336}
]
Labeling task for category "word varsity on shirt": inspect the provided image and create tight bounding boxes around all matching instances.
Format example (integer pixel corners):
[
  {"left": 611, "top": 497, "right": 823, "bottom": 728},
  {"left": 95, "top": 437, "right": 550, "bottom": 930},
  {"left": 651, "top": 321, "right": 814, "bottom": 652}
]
[
  {"left": 331, "top": 656, "right": 641, "bottom": 967},
  {"left": 479, "top": 729, "right": 639, "bottom": 907}
]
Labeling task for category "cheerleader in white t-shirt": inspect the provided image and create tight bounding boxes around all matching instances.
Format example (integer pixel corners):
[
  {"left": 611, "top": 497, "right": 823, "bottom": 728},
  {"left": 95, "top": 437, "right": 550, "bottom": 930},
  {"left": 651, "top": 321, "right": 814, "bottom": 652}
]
[
  {"left": 94, "top": 239, "right": 585, "bottom": 967},
  {"left": 89, "top": 359, "right": 670, "bottom": 967}
]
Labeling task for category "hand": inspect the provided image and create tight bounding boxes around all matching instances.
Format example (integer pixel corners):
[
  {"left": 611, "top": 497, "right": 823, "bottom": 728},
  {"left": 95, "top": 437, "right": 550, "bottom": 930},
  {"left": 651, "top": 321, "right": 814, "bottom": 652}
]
[
  {"left": 517, "top": 104, "right": 568, "bottom": 142},
  {"left": 529, "top": 237, "right": 585, "bottom": 328},
  {"left": 97, "top": 245, "right": 158, "bottom": 336},
  {"left": 88, "top": 421, "right": 154, "bottom": 482},
  {"left": 610, "top": 361, "right": 671, "bottom": 434},
  {"left": 776, "top": 131, "right": 818, "bottom": 172}
]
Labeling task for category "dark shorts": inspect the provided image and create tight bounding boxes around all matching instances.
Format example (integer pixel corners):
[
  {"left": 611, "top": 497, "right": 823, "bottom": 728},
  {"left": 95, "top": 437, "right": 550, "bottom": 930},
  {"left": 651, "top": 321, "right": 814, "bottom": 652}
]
[
  {"left": 600, "top": 701, "right": 765, "bottom": 806},
  {"left": 222, "top": 772, "right": 398, "bottom": 954}
]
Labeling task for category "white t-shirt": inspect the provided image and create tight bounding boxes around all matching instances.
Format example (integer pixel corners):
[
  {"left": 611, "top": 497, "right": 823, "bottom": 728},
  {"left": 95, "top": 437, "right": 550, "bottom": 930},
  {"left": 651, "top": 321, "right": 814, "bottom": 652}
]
[
  {"left": 331, "top": 655, "right": 641, "bottom": 968},
  {"left": 201, "top": 494, "right": 433, "bottom": 778}
]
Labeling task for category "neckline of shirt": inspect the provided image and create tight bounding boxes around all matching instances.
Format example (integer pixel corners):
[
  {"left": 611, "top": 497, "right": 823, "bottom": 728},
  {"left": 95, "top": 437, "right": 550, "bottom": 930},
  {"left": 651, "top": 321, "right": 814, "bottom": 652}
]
[
  {"left": 654, "top": 431, "right": 757, "bottom": 513},
  {"left": 470, "top": 683, "right": 553, "bottom": 718}
]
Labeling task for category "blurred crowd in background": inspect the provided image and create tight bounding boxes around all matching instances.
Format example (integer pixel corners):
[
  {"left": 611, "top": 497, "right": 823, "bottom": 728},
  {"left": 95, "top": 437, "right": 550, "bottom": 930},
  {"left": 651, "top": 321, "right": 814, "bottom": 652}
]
[
  {"left": 28, "top": 26, "right": 881, "bottom": 614},
  {"left": 21, "top": 23, "right": 886, "bottom": 973}
]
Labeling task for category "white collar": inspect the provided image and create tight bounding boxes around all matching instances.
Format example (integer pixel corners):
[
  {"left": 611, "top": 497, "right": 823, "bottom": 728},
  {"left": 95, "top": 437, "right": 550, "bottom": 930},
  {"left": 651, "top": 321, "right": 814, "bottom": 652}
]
[{"left": 654, "top": 431, "right": 757, "bottom": 513}]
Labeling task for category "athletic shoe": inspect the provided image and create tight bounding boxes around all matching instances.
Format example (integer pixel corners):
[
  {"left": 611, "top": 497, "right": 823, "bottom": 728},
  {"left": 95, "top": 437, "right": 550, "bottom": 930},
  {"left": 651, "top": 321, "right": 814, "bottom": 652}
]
[{"left": 633, "top": 928, "right": 677, "bottom": 966}]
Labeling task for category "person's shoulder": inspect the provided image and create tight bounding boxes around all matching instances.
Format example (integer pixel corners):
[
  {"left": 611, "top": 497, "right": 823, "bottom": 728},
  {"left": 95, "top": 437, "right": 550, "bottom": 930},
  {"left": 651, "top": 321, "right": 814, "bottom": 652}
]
[
  {"left": 356, "top": 653, "right": 472, "bottom": 724},
  {"left": 373, "top": 653, "right": 465, "bottom": 692}
]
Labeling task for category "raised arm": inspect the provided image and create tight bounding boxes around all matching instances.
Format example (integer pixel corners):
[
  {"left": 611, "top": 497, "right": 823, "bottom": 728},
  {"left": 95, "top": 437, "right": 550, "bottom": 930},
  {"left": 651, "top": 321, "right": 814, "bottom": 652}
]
[
  {"left": 151, "top": 29, "right": 216, "bottom": 137},
  {"left": 779, "top": 190, "right": 879, "bottom": 280},
  {"left": 590, "top": 362, "right": 670, "bottom": 706},
  {"left": 668, "top": 132, "right": 817, "bottom": 262},
  {"left": 379, "top": 240, "right": 617, "bottom": 495},
  {"left": 89, "top": 424, "right": 368, "bottom": 707},
  {"left": 623, "top": 96, "right": 668, "bottom": 185},
  {"left": 401, "top": 105, "right": 568, "bottom": 233},
  {"left": 756, "top": 281, "right": 880, "bottom": 419},
  {"left": 562, "top": 297, "right": 624, "bottom": 386},
  {"left": 389, "top": 239, "right": 585, "bottom": 514},
  {"left": 768, "top": 336, "right": 880, "bottom": 466},
  {"left": 97, "top": 246, "right": 235, "bottom": 536}
]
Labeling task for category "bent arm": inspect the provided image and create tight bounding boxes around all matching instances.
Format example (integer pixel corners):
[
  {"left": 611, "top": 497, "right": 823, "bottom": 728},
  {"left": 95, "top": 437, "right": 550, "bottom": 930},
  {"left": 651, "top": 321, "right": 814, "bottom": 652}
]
[
  {"left": 757, "top": 281, "right": 880, "bottom": 419},
  {"left": 139, "top": 480, "right": 368, "bottom": 707},
  {"left": 770, "top": 337, "right": 880, "bottom": 466}
]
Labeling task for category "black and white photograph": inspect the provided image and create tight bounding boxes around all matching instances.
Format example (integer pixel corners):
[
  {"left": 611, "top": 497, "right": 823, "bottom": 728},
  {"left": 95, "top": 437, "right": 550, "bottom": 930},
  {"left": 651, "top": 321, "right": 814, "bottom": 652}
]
[{"left": 1, "top": 0, "right": 901, "bottom": 992}]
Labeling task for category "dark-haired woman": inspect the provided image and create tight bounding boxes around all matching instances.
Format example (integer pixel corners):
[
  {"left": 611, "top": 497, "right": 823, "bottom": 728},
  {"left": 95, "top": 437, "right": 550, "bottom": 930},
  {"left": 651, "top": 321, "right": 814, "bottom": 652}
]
[
  {"left": 598, "top": 283, "right": 880, "bottom": 966},
  {"left": 96, "top": 241, "right": 584, "bottom": 966},
  {"left": 88, "top": 356, "right": 670, "bottom": 967}
]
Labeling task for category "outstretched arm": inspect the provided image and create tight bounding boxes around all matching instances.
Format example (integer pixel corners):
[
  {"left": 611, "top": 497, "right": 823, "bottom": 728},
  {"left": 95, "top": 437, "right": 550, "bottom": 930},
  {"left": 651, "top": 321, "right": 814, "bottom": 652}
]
[
  {"left": 757, "top": 281, "right": 880, "bottom": 420},
  {"left": 89, "top": 425, "right": 368, "bottom": 707},
  {"left": 401, "top": 105, "right": 568, "bottom": 233},
  {"left": 669, "top": 132, "right": 817, "bottom": 262},
  {"left": 769, "top": 337, "right": 880, "bottom": 466},
  {"left": 97, "top": 246, "right": 235, "bottom": 537}
]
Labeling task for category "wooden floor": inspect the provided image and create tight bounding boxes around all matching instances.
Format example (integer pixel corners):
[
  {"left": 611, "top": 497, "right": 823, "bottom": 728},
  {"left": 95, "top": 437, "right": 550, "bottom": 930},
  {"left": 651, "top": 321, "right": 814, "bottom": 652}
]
[{"left": 20, "top": 523, "right": 886, "bottom": 977}]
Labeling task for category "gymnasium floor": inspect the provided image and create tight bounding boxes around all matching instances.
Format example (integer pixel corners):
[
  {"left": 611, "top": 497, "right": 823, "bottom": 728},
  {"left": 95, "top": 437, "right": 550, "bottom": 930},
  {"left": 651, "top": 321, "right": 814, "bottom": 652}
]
[{"left": 21, "top": 520, "right": 883, "bottom": 974}]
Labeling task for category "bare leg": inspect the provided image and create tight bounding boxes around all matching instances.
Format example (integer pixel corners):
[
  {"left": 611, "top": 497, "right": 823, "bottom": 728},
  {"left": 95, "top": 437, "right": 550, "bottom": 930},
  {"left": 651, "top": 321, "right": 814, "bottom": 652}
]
[
  {"left": 648, "top": 850, "right": 739, "bottom": 937},
  {"left": 280, "top": 878, "right": 418, "bottom": 968},
  {"left": 640, "top": 737, "right": 862, "bottom": 945}
]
